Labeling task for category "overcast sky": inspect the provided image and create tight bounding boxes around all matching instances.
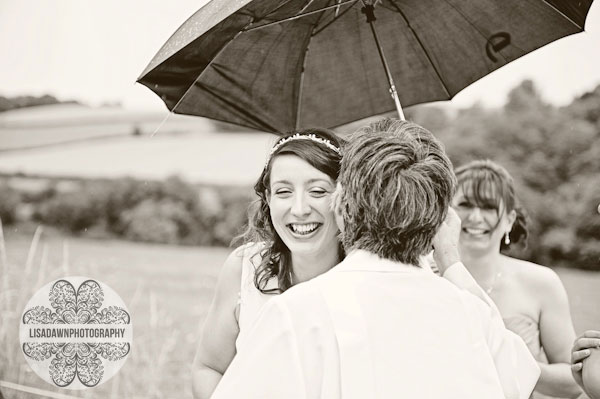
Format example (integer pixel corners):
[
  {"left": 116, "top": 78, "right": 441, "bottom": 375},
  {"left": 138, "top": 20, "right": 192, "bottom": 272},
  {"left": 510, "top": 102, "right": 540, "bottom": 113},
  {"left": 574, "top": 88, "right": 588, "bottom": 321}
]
[{"left": 1, "top": 0, "right": 599, "bottom": 111}]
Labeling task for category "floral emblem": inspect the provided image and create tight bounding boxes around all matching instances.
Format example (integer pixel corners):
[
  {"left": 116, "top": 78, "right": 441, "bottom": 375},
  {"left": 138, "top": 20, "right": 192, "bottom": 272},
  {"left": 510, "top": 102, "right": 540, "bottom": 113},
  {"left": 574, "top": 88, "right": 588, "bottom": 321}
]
[{"left": 22, "top": 279, "right": 131, "bottom": 387}]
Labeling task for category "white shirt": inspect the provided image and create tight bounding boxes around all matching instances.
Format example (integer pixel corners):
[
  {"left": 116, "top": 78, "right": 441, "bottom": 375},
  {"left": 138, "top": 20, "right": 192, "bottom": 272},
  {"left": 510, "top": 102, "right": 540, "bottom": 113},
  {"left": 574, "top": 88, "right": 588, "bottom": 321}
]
[{"left": 212, "top": 250, "right": 540, "bottom": 399}]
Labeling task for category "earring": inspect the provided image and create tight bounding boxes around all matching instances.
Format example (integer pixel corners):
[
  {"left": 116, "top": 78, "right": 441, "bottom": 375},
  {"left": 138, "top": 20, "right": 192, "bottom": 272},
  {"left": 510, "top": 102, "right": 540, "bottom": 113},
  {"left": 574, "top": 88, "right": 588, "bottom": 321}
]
[{"left": 504, "top": 232, "right": 511, "bottom": 245}]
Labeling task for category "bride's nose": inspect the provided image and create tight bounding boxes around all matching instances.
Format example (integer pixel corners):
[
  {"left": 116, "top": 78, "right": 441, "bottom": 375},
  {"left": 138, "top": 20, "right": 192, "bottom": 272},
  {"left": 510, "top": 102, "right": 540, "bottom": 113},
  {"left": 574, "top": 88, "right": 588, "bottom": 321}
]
[{"left": 291, "top": 193, "right": 311, "bottom": 217}]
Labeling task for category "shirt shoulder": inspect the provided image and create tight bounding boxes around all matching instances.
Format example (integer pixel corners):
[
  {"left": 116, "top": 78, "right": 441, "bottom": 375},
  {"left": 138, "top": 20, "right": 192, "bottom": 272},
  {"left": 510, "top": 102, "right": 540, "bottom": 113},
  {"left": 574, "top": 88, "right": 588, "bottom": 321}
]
[{"left": 275, "top": 275, "right": 328, "bottom": 311}]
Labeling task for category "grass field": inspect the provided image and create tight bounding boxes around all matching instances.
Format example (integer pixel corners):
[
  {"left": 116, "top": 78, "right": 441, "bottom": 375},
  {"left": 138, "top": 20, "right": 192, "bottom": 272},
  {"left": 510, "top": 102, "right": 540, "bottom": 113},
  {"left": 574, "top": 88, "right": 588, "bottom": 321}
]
[
  {"left": 1, "top": 229, "right": 599, "bottom": 399},
  {"left": 0, "top": 103, "right": 278, "bottom": 186},
  {"left": 0, "top": 104, "right": 215, "bottom": 151},
  {"left": 0, "top": 229, "right": 228, "bottom": 399},
  {"left": 0, "top": 131, "right": 276, "bottom": 186}
]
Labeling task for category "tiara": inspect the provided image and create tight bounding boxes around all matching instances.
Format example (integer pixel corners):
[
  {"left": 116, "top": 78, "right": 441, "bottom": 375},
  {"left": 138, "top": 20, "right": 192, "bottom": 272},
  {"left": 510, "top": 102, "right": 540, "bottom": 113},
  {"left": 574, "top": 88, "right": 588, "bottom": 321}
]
[{"left": 266, "top": 133, "right": 342, "bottom": 166}]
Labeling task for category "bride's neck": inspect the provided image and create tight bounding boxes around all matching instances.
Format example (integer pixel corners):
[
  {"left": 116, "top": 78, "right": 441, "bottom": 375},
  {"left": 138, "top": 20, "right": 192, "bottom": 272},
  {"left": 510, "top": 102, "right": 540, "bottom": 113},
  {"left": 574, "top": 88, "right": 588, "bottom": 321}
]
[{"left": 291, "top": 248, "right": 339, "bottom": 284}]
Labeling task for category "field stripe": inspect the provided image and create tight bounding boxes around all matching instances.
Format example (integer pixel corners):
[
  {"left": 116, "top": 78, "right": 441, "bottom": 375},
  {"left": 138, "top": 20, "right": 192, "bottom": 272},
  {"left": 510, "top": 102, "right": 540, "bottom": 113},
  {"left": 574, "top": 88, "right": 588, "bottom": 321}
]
[{"left": 0, "top": 380, "right": 82, "bottom": 399}]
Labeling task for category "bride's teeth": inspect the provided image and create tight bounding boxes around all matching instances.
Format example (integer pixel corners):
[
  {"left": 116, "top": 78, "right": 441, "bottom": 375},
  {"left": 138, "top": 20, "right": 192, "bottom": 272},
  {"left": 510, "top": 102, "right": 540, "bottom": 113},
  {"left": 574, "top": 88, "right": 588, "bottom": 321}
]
[{"left": 291, "top": 223, "right": 318, "bottom": 234}]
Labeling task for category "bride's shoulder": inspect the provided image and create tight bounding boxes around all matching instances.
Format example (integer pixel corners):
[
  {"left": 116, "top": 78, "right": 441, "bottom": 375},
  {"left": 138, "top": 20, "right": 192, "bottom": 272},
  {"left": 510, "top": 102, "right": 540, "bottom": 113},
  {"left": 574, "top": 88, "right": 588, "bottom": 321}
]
[
  {"left": 230, "top": 242, "right": 270, "bottom": 271},
  {"left": 232, "top": 241, "right": 267, "bottom": 258},
  {"left": 213, "top": 244, "right": 268, "bottom": 303}
]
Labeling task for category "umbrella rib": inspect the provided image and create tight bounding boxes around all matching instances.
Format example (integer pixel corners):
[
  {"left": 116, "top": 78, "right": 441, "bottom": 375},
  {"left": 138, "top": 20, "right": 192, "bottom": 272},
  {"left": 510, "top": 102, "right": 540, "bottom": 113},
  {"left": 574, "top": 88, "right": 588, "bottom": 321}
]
[
  {"left": 387, "top": 0, "right": 452, "bottom": 98},
  {"left": 541, "top": 0, "right": 584, "bottom": 29},
  {"left": 244, "top": 0, "right": 358, "bottom": 32},
  {"left": 295, "top": 50, "right": 307, "bottom": 130},
  {"left": 312, "top": 1, "right": 357, "bottom": 37},
  {"left": 295, "top": 4, "right": 330, "bottom": 129},
  {"left": 438, "top": 0, "right": 511, "bottom": 64},
  {"left": 168, "top": 19, "right": 257, "bottom": 117},
  {"left": 299, "top": 0, "right": 319, "bottom": 14},
  {"left": 167, "top": 1, "right": 303, "bottom": 118},
  {"left": 264, "top": 0, "right": 303, "bottom": 21},
  {"left": 198, "top": 82, "right": 281, "bottom": 132}
]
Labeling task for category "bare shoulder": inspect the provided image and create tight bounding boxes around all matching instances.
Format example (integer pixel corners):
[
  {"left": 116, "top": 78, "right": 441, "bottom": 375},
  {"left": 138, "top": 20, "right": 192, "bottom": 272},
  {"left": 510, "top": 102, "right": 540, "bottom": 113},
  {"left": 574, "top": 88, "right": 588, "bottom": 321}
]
[
  {"left": 220, "top": 246, "right": 246, "bottom": 278},
  {"left": 213, "top": 244, "right": 255, "bottom": 296},
  {"left": 505, "top": 256, "right": 565, "bottom": 296},
  {"left": 223, "top": 241, "right": 264, "bottom": 273}
]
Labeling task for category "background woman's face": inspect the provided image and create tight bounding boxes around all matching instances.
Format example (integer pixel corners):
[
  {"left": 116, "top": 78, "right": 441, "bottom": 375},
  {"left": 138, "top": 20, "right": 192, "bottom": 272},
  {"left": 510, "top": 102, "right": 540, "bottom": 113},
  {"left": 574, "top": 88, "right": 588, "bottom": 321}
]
[
  {"left": 268, "top": 155, "right": 339, "bottom": 258},
  {"left": 452, "top": 186, "right": 513, "bottom": 254}
]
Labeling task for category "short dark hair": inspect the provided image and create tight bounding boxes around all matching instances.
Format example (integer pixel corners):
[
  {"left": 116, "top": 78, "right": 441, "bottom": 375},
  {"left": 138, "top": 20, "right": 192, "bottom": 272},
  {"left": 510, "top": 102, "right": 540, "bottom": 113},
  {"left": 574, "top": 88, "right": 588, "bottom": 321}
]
[
  {"left": 338, "top": 118, "right": 455, "bottom": 266},
  {"left": 454, "top": 159, "right": 529, "bottom": 249}
]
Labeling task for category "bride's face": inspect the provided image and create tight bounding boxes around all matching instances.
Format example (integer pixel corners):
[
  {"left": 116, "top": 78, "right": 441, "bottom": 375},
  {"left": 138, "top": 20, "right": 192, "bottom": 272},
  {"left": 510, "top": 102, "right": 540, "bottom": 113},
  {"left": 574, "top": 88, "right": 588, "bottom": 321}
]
[{"left": 268, "top": 155, "right": 339, "bottom": 258}]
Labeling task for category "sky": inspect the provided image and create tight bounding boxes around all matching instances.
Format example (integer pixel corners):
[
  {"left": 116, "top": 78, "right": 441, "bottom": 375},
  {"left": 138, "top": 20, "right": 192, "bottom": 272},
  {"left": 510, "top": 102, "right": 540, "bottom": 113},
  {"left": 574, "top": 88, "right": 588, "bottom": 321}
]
[{"left": 1, "top": 0, "right": 600, "bottom": 111}]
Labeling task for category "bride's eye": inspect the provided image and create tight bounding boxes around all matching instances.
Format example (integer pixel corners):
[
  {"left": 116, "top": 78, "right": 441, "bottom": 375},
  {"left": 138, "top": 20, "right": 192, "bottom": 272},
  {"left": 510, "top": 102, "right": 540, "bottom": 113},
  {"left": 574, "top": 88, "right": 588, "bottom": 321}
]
[
  {"left": 274, "top": 189, "right": 292, "bottom": 198},
  {"left": 309, "top": 188, "right": 328, "bottom": 197}
]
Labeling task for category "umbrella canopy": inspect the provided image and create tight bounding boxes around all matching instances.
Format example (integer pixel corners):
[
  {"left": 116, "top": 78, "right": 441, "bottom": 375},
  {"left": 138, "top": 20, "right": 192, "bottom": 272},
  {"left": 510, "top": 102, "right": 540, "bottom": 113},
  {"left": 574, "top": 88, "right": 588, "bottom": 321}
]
[{"left": 138, "top": 0, "right": 594, "bottom": 133}]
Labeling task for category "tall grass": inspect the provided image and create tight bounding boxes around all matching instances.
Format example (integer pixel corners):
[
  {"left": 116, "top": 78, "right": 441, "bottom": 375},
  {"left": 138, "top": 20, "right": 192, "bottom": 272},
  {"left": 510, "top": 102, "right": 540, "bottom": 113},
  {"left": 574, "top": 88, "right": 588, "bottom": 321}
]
[
  {"left": 0, "top": 221, "right": 188, "bottom": 399},
  {"left": 2, "top": 221, "right": 597, "bottom": 399}
]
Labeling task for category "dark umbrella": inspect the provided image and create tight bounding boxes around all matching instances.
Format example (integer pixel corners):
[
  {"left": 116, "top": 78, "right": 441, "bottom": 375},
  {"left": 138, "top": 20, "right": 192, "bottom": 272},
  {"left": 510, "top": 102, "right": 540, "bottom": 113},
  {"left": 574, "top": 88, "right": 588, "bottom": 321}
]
[{"left": 137, "top": 0, "right": 593, "bottom": 133}]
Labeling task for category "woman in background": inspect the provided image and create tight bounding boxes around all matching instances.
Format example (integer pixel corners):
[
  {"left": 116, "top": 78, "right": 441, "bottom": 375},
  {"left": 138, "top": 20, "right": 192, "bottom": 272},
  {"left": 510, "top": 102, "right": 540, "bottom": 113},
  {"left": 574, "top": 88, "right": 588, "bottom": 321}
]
[{"left": 453, "top": 159, "right": 581, "bottom": 399}]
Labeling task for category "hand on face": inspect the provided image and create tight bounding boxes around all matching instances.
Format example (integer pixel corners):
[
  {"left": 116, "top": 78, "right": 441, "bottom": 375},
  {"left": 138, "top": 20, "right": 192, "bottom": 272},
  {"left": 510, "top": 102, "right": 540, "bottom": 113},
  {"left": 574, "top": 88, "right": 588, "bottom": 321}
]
[
  {"left": 432, "top": 207, "right": 462, "bottom": 274},
  {"left": 331, "top": 182, "right": 344, "bottom": 233}
]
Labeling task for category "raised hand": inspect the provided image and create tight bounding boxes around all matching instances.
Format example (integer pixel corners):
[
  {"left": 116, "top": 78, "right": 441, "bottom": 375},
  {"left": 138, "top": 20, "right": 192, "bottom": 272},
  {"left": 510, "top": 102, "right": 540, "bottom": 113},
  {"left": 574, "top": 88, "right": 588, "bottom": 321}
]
[{"left": 432, "top": 207, "right": 462, "bottom": 275}]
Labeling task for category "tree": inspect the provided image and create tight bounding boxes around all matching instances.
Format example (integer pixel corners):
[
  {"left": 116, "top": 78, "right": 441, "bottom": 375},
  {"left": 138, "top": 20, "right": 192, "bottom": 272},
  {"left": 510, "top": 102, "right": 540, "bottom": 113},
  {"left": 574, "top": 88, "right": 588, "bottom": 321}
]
[{"left": 0, "top": 94, "right": 80, "bottom": 112}]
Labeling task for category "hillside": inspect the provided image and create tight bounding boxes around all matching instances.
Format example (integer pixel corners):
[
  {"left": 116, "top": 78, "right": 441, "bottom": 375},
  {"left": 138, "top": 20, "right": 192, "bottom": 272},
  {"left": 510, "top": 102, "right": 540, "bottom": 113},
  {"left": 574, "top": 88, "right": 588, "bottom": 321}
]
[{"left": 0, "top": 104, "right": 276, "bottom": 185}]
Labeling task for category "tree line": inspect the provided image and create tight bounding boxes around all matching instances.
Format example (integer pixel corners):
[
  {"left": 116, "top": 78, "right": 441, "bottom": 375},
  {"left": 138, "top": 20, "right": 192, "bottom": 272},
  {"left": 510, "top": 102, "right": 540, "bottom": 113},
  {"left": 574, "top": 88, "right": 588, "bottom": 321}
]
[
  {"left": 406, "top": 80, "right": 600, "bottom": 270},
  {"left": 0, "top": 80, "right": 598, "bottom": 270},
  {"left": 0, "top": 94, "right": 80, "bottom": 113}
]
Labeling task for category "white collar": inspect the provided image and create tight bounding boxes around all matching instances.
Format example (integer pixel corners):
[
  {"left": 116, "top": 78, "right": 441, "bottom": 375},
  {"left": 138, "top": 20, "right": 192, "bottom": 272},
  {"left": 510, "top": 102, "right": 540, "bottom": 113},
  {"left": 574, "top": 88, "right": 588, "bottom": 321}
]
[{"left": 335, "top": 250, "right": 433, "bottom": 274}]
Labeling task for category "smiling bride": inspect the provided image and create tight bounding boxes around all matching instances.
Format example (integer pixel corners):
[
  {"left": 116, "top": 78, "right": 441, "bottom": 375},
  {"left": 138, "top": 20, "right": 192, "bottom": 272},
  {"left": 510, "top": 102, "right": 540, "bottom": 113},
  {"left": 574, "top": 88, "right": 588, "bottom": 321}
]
[{"left": 190, "top": 128, "right": 345, "bottom": 399}]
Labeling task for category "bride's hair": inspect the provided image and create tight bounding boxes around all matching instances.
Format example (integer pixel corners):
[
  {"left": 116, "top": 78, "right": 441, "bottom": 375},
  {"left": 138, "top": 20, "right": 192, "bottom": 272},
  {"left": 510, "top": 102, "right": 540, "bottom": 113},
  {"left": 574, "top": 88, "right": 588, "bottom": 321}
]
[{"left": 236, "top": 127, "right": 344, "bottom": 294}]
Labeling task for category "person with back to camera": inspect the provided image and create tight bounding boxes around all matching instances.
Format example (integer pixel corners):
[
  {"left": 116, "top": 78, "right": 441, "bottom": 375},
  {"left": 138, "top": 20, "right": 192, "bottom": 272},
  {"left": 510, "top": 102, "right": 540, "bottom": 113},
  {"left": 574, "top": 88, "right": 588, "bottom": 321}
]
[
  {"left": 210, "top": 118, "right": 540, "bottom": 399},
  {"left": 453, "top": 159, "right": 581, "bottom": 398},
  {"left": 191, "top": 126, "right": 499, "bottom": 398}
]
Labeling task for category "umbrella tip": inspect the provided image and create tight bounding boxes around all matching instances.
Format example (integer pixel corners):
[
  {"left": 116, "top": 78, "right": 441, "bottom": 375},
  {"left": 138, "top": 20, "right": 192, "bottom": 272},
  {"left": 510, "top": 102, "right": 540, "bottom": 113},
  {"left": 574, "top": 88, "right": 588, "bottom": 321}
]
[{"left": 150, "top": 111, "right": 173, "bottom": 138}]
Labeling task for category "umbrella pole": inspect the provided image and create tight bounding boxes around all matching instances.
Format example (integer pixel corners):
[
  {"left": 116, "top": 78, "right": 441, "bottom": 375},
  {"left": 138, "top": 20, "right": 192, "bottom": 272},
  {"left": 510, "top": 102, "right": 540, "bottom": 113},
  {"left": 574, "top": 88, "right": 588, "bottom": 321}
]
[{"left": 362, "top": 4, "right": 405, "bottom": 120}]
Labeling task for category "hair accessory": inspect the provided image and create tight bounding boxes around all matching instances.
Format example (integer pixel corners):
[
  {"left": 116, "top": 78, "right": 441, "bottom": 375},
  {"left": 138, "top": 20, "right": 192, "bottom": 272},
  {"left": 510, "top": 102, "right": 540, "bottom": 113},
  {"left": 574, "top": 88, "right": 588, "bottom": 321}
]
[
  {"left": 265, "top": 133, "right": 341, "bottom": 167},
  {"left": 504, "top": 232, "right": 510, "bottom": 245}
]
